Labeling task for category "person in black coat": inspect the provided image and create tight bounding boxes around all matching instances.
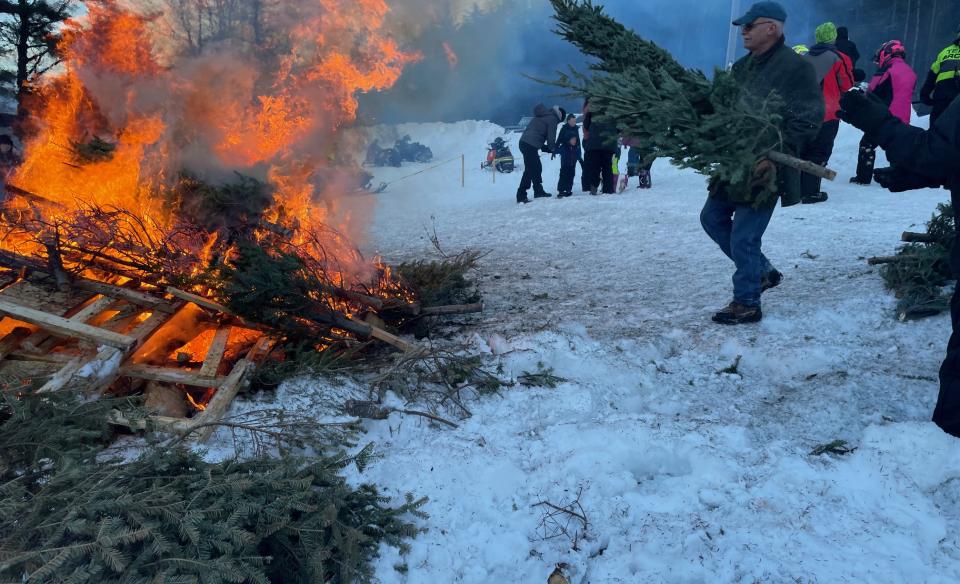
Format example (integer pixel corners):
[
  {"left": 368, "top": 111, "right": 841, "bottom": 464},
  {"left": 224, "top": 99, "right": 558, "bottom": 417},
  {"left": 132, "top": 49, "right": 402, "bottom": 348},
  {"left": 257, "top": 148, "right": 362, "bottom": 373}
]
[
  {"left": 516, "top": 103, "right": 565, "bottom": 204},
  {"left": 582, "top": 97, "right": 619, "bottom": 195},
  {"left": 554, "top": 114, "right": 581, "bottom": 198},
  {"left": 835, "top": 26, "right": 860, "bottom": 68},
  {"left": 839, "top": 91, "right": 960, "bottom": 439}
]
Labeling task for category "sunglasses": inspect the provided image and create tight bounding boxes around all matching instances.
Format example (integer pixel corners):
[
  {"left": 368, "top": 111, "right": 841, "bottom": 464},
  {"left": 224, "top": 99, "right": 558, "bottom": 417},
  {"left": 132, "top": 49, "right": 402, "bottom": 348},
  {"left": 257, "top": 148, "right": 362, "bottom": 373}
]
[{"left": 741, "top": 20, "right": 776, "bottom": 32}]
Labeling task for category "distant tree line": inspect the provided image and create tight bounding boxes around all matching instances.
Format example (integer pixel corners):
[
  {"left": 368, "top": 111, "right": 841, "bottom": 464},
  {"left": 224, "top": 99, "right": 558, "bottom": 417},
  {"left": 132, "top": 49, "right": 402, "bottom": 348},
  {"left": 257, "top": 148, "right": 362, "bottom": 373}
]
[{"left": 809, "top": 0, "right": 960, "bottom": 77}]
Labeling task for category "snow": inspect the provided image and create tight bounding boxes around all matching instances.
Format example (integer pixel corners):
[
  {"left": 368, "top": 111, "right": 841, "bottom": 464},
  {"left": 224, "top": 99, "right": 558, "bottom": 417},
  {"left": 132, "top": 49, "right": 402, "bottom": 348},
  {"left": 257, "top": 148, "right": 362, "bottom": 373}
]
[
  {"left": 230, "top": 117, "right": 960, "bottom": 581},
  {"left": 76, "top": 346, "right": 123, "bottom": 382}
]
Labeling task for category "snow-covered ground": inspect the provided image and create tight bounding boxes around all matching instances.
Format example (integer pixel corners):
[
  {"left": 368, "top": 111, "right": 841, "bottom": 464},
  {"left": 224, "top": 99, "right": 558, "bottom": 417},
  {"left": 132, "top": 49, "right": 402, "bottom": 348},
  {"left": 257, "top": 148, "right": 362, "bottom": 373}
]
[{"left": 243, "top": 119, "right": 960, "bottom": 582}]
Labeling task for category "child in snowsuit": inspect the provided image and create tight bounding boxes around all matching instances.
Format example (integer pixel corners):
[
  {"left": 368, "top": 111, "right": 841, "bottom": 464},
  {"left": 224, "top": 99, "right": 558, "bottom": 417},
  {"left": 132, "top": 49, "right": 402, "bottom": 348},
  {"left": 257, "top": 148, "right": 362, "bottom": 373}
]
[
  {"left": 555, "top": 114, "right": 582, "bottom": 198},
  {"left": 622, "top": 141, "right": 654, "bottom": 190}
]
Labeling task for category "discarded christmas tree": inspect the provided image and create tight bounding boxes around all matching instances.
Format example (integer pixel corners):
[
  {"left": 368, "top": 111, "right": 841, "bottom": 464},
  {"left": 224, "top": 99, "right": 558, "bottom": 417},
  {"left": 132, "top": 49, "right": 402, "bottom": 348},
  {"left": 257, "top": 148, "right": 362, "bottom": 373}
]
[
  {"left": 0, "top": 392, "right": 427, "bottom": 584},
  {"left": 545, "top": 0, "right": 816, "bottom": 203},
  {"left": 871, "top": 202, "right": 955, "bottom": 321}
]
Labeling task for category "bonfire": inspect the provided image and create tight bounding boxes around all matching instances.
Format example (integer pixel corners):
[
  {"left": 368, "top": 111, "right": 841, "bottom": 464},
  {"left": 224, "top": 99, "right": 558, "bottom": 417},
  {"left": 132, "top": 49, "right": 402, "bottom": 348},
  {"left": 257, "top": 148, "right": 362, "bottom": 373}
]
[{"left": 0, "top": 0, "right": 478, "bottom": 439}]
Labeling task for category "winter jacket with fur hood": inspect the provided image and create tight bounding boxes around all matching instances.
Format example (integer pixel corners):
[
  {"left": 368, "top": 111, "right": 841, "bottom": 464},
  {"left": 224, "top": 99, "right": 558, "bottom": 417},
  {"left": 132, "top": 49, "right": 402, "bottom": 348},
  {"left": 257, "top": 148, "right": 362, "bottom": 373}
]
[{"left": 520, "top": 104, "right": 563, "bottom": 152}]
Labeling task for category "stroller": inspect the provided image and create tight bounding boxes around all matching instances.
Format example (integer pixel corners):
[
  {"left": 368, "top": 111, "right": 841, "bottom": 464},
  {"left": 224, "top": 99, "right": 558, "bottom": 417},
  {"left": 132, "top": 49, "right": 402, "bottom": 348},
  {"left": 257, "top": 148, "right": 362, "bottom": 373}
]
[{"left": 481, "top": 137, "right": 514, "bottom": 173}]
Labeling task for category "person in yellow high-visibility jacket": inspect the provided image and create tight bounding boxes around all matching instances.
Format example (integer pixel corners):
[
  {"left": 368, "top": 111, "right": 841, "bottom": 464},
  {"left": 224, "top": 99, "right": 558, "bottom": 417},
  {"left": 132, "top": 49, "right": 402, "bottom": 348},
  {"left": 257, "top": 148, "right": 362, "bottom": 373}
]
[{"left": 920, "top": 28, "right": 960, "bottom": 125}]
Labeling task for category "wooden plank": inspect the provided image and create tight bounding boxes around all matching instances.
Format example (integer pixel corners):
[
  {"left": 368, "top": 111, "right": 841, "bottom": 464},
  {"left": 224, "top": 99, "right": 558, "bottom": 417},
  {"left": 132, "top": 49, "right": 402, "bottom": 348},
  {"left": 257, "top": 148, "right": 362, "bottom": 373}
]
[
  {"left": 74, "top": 279, "right": 177, "bottom": 313},
  {"left": 22, "top": 295, "right": 116, "bottom": 353},
  {"left": 36, "top": 356, "right": 84, "bottom": 393},
  {"left": 0, "top": 299, "right": 137, "bottom": 351},
  {"left": 347, "top": 316, "right": 419, "bottom": 353},
  {"left": 165, "top": 288, "right": 270, "bottom": 332},
  {"left": 247, "top": 336, "right": 277, "bottom": 362},
  {"left": 195, "top": 359, "right": 256, "bottom": 443},
  {"left": 108, "top": 410, "right": 196, "bottom": 433},
  {"left": 36, "top": 347, "right": 124, "bottom": 395},
  {"left": 8, "top": 351, "right": 77, "bottom": 364},
  {"left": 129, "top": 304, "right": 182, "bottom": 343},
  {"left": 166, "top": 287, "right": 230, "bottom": 314},
  {"left": 199, "top": 327, "right": 231, "bottom": 378},
  {"left": 119, "top": 364, "right": 226, "bottom": 387},
  {"left": 69, "top": 296, "right": 116, "bottom": 323},
  {"left": 0, "top": 327, "right": 31, "bottom": 360},
  {"left": 195, "top": 337, "right": 277, "bottom": 443}
]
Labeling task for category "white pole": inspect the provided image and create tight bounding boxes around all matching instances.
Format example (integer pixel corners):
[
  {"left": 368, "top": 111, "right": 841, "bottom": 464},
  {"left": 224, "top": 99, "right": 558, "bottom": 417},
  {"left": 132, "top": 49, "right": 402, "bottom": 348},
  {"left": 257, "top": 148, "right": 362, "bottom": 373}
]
[{"left": 724, "top": 0, "right": 741, "bottom": 69}]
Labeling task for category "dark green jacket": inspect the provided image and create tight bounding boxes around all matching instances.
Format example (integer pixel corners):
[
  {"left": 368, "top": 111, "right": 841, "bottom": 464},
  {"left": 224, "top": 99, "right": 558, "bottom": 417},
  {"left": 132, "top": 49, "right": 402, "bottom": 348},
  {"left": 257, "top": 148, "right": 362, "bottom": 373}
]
[{"left": 715, "top": 37, "right": 824, "bottom": 207}]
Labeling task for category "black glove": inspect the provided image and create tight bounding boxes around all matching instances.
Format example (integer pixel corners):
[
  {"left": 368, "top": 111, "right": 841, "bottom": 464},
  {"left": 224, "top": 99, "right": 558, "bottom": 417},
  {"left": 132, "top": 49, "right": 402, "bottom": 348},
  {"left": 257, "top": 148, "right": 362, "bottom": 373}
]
[
  {"left": 551, "top": 153, "right": 556, "bottom": 160},
  {"left": 838, "top": 89, "right": 894, "bottom": 136},
  {"left": 541, "top": 146, "right": 552, "bottom": 154},
  {"left": 873, "top": 166, "right": 942, "bottom": 193}
]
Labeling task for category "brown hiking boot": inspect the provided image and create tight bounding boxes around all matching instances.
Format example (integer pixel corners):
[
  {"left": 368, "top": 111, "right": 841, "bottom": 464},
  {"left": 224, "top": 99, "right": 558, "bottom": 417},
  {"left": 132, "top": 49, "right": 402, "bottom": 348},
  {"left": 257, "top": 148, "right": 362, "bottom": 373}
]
[{"left": 712, "top": 301, "right": 762, "bottom": 325}]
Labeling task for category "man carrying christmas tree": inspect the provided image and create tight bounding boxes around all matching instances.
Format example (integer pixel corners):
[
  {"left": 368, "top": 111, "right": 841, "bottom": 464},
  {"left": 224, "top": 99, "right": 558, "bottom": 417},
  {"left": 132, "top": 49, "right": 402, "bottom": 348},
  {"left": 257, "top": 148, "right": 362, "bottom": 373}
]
[
  {"left": 838, "top": 92, "right": 960, "bottom": 438},
  {"left": 700, "top": 1, "right": 823, "bottom": 325}
]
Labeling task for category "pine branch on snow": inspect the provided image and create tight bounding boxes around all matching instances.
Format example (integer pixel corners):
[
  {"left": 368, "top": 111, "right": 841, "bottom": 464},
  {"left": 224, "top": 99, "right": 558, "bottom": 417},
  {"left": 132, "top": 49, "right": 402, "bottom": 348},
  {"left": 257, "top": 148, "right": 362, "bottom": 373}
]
[
  {"left": 880, "top": 202, "right": 955, "bottom": 320},
  {"left": 0, "top": 392, "right": 427, "bottom": 584}
]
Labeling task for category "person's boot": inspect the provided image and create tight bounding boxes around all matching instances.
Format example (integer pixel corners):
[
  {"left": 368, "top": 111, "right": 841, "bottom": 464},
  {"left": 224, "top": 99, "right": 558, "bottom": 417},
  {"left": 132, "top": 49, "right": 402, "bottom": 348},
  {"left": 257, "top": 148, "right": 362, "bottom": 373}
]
[
  {"left": 801, "top": 191, "right": 829, "bottom": 204},
  {"left": 712, "top": 301, "right": 762, "bottom": 325},
  {"left": 851, "top": 145, "right": 875, "bottom": 185},
  {"left": 533, "top": 184, "right": 553, "bottom": 199},
  {"left": 516, "top": 188, "right": 530, "bottom": 204},
  {"left": 638, "top": 170, "right": 652, "bottom": 189},
  {"left": 761, "top": 269, "right": 783, "bottom": 293}
]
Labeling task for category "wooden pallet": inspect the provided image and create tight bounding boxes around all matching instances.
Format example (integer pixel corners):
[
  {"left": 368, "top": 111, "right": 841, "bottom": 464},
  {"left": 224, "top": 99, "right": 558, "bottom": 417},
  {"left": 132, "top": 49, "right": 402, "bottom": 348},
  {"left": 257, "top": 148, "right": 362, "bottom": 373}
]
[{"left": 0, "top": 273, "right": 273, "bottom": 442}]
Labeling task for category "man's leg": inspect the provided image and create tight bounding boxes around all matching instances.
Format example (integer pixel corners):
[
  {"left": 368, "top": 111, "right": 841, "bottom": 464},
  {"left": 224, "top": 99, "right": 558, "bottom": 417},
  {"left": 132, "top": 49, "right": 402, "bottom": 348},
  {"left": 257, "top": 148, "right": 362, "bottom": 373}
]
[
  {"left": 600, "top": 150, "right": 616, "bottom": 193},
  {"left": 558, "top": 164, "right": 574, "bottom": 194},
  {"left": 530, "top": 151, "right": 550, "bottom": 197},
  {"left": 729, "top": 203, "right": 777, "bottom": 308},
  {"left": 518, "top": 143, "right": 537, "bottom": 191},
  {"left": 802, "top": 120, "right": 840, "bottom": 201},
  {"left": 935, "top": 197, "right": 960, "bottom": 437},
  {"left": 700, "top": 195, "right": 735, "bottom": 259},
  {"left": 584, "top": 151, "right": 601, "bottom": 192},
  {"left": 935, "top": 286, "right": 960, "bottom": 437}
]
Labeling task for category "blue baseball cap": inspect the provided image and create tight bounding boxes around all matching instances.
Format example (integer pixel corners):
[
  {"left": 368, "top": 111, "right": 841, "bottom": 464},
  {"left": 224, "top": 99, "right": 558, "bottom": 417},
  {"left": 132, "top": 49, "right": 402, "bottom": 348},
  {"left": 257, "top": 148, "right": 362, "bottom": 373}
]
[{"left": 733, "top": 1, "right": 788, "bottom": 26}]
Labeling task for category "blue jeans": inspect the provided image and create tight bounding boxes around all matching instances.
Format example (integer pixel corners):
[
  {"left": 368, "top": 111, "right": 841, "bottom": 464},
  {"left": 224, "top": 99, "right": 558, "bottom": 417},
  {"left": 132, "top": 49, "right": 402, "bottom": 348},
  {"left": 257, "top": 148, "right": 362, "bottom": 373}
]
[{"left": 700, "top": 196, "right": 776, "bottom": 307}]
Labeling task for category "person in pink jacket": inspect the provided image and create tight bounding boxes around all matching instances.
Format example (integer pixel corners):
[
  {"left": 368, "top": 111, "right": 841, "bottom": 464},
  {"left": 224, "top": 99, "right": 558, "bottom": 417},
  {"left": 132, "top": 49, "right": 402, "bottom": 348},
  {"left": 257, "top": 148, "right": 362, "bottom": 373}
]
[{"left": 851, "top": 40, "right": 918, "bottom": 185}]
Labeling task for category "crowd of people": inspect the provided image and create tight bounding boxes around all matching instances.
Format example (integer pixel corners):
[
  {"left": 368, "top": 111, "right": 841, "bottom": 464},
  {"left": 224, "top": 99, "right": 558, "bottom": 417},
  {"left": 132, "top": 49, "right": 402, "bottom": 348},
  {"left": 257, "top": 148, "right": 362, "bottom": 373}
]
[
  {"left": 515, "top": 1, "right": 960, "bottom": 438},
  {"left": 514, "top": 99, "right": 655, "bottom": 204}
]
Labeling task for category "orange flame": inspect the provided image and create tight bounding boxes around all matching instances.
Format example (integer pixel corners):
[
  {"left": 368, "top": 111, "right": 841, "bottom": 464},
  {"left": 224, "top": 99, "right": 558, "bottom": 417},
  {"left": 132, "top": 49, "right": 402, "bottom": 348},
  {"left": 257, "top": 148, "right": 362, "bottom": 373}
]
[{"left": 8, "top": 0, "right": 420, "bottom": 289}]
